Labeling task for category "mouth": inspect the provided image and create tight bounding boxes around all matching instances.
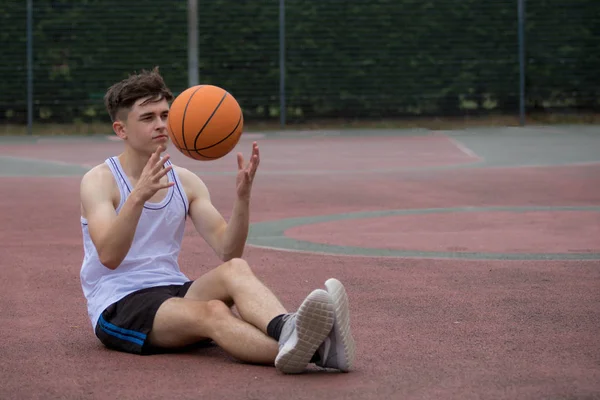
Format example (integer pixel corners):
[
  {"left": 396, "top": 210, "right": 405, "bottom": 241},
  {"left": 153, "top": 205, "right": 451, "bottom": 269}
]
[{"left": 153, "top": 135, "right": 168, "bottom": 140}]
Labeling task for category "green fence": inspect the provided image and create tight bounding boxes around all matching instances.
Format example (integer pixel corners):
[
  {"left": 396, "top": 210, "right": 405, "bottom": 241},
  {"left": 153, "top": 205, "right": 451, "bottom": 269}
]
[{"left": 1, "top": 0, "right": 598, "bottom": 130}]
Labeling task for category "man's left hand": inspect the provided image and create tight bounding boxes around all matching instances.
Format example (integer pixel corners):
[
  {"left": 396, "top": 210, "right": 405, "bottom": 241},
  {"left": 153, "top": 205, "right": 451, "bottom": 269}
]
[{"left": 235, "top": 141, "right": 260, "bottom": 201}]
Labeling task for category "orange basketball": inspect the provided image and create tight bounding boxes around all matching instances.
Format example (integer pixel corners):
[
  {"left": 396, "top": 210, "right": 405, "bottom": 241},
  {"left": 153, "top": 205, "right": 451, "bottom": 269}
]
[{"left": 167, "top": 84, "right": 244, "bottom": 161}]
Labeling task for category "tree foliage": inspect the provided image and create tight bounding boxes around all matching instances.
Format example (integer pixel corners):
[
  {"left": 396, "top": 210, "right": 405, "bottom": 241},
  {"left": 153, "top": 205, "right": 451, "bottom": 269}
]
[{"left": 0, "top": 0, "right": 598, "bottom": 124}]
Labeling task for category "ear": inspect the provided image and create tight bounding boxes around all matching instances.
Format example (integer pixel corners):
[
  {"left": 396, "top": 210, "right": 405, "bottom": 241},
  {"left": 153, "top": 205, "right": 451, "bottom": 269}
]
[{"left": 112, "top": 120, "right": 127, "bottom": 140}]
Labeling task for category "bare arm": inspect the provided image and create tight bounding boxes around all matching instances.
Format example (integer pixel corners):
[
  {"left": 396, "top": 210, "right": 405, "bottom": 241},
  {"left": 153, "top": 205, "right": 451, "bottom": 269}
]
[
  {"left": 181, "top": 169, "right": 249, "bottom": 262},
  {"left": 80, "top": 167, "right": 146, "bottom": 270},
  {"left": 81, "top": 146, "right": 173, "bottom": 270},
  {"left": 179, "top": 142, "right": 259, "bottom": 262},
  {"left": 222, "top": 196, "right": 250, "bottom": 259}
]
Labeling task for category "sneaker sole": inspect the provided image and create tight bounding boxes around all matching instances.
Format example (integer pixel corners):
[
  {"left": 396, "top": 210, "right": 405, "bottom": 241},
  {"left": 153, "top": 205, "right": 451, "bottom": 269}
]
[
  {"left": 325, "top": 278, "right": 356, "bottom": 372},
  {"left": 275, "top": 289, "right": 334, "bottom": 374}
]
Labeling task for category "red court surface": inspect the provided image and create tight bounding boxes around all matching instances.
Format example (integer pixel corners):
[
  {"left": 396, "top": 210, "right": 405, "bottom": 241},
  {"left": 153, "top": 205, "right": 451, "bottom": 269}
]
[
  {"left": 285, "top": 210, "right": 600, "bottom": 253},
  {"left": 0, "top": 133, "right": 479, "bottom": 171},
  {"left": 1, "top": 127, "right": 600, "bottom": 400}
]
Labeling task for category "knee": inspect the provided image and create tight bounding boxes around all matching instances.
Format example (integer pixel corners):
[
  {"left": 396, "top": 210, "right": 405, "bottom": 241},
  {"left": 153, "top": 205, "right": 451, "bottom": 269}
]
[
  {"left": 204, "top": 300, "right": 233, "bottom": 322},
  {"left": 222, "top": 258, "right": 254, "bottom": 277},
  {"left": 203, "top": 299, "right": 235, "bottom": 337}
]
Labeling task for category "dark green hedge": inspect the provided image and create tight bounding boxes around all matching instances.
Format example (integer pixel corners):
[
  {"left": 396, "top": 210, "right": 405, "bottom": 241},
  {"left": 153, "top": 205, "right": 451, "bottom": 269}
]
[{"left": 0, "top": 0, "right": 598, "bottom": 124}]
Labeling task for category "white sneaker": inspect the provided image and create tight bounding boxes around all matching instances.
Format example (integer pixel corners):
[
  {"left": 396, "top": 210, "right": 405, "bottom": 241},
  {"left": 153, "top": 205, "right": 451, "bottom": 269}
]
[
  {"left": 275, "top": 289, "right": 335, "bottom": 374},
  {"left": 315, "top": 278, "right": 356, "bottom": 372}
]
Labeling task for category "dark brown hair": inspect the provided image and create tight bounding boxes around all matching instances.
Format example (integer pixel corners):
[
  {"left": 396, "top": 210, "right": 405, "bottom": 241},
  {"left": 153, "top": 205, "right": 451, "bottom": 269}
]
[{"left": 104, "top": 66, "right": 174, "bottom": 122}]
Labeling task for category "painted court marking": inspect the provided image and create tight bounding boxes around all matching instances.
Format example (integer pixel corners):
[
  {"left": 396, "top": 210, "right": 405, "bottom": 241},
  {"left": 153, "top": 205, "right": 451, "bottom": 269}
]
[
  {"left": 435, "top": 131, "right": 482, "bottom": 160},
  {"left": 2, "top": 127, "right": 600, "bottom": 177},
  {"left": 247, "top": 206, "right": 600, "bottom": 261},
  {"left": 0, "top": 155, "right": 90, "bottom": 177}
]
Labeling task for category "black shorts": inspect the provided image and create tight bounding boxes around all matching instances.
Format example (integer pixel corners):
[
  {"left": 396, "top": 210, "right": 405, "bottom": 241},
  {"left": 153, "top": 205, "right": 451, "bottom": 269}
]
[{"left": 95, "top": 281, "right": 193, "bottom": 355}]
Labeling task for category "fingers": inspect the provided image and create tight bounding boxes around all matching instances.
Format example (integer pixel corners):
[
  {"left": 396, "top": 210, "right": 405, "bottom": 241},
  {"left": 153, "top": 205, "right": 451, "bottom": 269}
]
[
  {"left": 250, "top": 142, "right": 259, "bottom": 160},
  {"left": 252, "top": 142, "right": 260, "bottom": 161},
  {"left": 151, "top": 154, "right": 171, "bottom": 174},
  {"left": 155, "top": 163, "right": 173, "bottom": 179},
  {"left": 151, "top": 166, "right": 173, "bottom": 191},
  {"left": 146, "top": 151, "right": 172, "bottom": 183},
  {"left": 245, "top": 156, "right": 257, "bottom": 178},
  {"left": 156, "top": 144, "right": 166, "bottom": 154},
  {"left": 144, "top": 146, "right": 167, "bottom": 177},
  {"left": 147, "top": 145, "right": 165, "bottom": 165},
  {"left": 250, "top": 154, "right": 259, "bottom": 174},
  {"left": 237, "top": 153, "right": 244, "bottom": 170},
  {"left": 248, "top": 143, "right": 260, "bottom": 176}
]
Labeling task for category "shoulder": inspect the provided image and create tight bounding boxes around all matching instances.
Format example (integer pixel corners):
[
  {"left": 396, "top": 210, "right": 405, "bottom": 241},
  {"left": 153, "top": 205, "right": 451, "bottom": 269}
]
[
  {"left": 80, "top": 162, "right": 119, "bottom": 210},
  {"left": 80, "top": 163, "right": 114, "bottom": 193},
  {"left": 173, "top": 165, "right": 211, "bottom": 202}
]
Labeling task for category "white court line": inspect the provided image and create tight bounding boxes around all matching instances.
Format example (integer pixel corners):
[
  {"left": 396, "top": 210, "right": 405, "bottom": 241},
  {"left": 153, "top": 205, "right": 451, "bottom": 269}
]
[
  {"left": 434, "top": 131, "right": 483, "bottom": 161},
  {"left": 0, "top": 155, "right": 91, "bottom": 169},
  {"left": 105, "top": 133, "right": 267, "bottom": 142}
]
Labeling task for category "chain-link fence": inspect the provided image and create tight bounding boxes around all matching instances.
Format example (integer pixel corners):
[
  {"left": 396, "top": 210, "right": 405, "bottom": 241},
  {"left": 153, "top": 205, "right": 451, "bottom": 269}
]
[{"left": 1, "top": 0, "right": 598, "bottom": 132}]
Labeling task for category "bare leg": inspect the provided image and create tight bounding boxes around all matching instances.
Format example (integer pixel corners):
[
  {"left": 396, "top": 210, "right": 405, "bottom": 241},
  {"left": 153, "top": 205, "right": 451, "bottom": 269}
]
[
  {"left": 147, "top": 297, "right": 278, "bottom": 364},
  {"left": 184, "top": 258, "right": 288, "bottom": 333},
  {"left": 148, "top": 258, "right": 335, "bottom": 371}
]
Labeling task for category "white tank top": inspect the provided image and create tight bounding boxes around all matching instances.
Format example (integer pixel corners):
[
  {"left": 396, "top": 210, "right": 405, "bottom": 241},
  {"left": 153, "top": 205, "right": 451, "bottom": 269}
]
[{"left": 79, "top": 156, "right": 191, "bottom": 331}]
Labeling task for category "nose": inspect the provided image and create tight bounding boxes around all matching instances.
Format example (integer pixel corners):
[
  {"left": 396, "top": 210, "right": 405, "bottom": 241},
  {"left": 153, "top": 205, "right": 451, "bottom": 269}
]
[{"left": 156, "top": 116, "right": 167, "bottom": 131}]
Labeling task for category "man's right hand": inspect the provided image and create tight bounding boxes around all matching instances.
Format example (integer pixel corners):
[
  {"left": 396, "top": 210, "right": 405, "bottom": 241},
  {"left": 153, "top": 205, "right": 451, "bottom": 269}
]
[{"left": 132, "top": 145, "right": 175, "bottom": 203}]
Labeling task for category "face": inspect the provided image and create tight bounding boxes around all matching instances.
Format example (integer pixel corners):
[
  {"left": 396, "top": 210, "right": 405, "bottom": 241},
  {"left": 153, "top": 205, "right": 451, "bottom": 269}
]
[{"left": 113, "top": 96, "right": 170, "bottom": 154}]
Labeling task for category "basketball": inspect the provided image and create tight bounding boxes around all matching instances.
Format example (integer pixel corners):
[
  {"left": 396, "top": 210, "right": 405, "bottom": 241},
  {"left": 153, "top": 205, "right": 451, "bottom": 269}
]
[{"left": 167, "top": 85, "right": 244, "bottom": 161}]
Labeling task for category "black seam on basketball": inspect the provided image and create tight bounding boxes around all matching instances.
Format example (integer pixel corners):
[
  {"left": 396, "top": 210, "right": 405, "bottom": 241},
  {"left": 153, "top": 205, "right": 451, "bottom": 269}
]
[
  {"left": 197, "top": 110, "right": 243, "bottom": 151},
  {"left": 168, "top": 149, "right": 222, "bottom": 159},
  {"left": 192, "top": 92, "right": 229, "bottom": 155},
  {"left": 195, "top": 153, "right": 225, "bottom": 159},
  {"left": 181, "top": 85, "right": 204, "bottom": 158},
  {"left": 167, "top": 113, "right": 183, "bottom": 152}
]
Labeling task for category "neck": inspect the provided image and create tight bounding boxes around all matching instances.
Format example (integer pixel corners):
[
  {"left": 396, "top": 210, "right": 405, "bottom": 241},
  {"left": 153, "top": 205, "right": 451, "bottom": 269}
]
[{"left": 118, "top": 146, "right": 152, "bottom": 180}]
